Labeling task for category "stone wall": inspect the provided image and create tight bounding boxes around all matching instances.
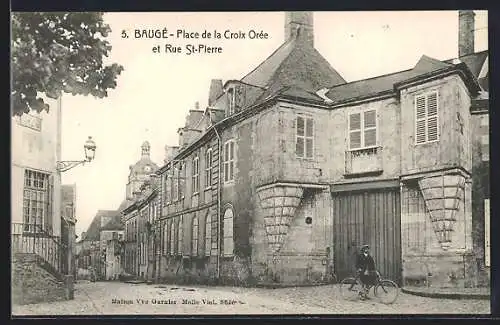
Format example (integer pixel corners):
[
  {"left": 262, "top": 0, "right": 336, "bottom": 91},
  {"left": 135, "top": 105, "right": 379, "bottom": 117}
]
[{"left": 12, "top": 253, "right": 70, "bottom": 305}]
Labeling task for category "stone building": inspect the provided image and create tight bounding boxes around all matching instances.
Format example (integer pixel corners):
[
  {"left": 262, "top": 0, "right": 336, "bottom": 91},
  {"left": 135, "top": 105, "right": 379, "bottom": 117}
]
[
  {"left": 11, "top": 95, "right": 76, "bottom": 304},
  {"left": 120, "top": 141, "right": 159, "bottom": 278},
  {"left": 150, "top": 11, "right": 488, "bottom": 288}
]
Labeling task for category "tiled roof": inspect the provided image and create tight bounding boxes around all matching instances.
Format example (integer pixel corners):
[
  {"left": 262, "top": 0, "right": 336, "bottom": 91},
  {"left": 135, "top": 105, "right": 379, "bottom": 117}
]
[{"left": 325, "top": 53, "right": 484, "bottom": 105}]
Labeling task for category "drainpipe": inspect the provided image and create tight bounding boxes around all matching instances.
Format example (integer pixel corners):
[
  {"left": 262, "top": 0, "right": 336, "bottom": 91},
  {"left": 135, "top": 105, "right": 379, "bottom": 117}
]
[{"left": 213, "top": 126, "right": 222, "bottom": 280}]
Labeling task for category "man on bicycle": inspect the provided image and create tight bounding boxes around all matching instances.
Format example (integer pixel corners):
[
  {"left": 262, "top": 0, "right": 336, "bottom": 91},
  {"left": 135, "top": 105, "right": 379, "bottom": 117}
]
[{"left": 355, "top": 244, "right": 377, "bottom": 300}]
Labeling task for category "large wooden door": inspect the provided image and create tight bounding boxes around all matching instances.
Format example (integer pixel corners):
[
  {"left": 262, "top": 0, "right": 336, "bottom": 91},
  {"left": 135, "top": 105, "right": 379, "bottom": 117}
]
[{"left": 333, "top": 188, "right": 402, "bottom": 284}]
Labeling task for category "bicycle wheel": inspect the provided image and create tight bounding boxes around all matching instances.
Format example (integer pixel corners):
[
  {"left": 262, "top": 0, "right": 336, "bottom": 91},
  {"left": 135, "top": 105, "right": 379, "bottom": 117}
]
[
  {"left": 374, "top": 279, "right": 399, "bottom": 304},
  {"left": 340, "top": 277, "right": 362, "bottom": 301}
]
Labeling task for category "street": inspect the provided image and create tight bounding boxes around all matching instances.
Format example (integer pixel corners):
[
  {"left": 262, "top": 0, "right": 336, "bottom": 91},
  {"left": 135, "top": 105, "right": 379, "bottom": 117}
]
[{"left": 12, "top": 281, "right": 490, "bottom": 315}]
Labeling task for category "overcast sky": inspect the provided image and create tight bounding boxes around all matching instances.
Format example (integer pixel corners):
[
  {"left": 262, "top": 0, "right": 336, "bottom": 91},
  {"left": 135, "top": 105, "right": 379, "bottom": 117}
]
[{"left": 60, "top": 11, "right": 488, "bottom": 238}]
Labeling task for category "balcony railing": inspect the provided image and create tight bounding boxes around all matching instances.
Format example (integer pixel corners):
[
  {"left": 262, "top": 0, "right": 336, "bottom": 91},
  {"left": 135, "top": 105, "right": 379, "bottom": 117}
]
[
  {"left": 345, "top": 146, "right": 383, "bottom": 176},
  {"left": 11, "top": 222, "right": 68, "bottom": 276}
]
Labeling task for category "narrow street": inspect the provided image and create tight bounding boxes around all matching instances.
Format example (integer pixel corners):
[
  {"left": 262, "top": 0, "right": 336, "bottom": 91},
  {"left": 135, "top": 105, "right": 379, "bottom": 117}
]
[{"left": 12, "top": 281, "right": 490, "bottom": 315}]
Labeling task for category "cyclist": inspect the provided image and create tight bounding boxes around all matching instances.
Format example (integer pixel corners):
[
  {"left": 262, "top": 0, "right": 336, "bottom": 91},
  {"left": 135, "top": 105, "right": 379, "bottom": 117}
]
[{"left": 355, "top": 244, "right": 377, "bottom": 300}]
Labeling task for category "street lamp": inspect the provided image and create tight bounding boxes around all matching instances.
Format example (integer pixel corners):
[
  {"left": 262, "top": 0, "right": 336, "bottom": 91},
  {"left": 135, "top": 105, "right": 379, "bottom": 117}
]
[{"left": 56, "top": 136, "right": 97, "bottom": 172}]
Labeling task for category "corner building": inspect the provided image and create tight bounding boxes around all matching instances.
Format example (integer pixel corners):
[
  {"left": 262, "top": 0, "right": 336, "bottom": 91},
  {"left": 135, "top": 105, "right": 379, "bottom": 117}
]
[{"left": 154, "top": 11, "right": 489, "bottom": 288}]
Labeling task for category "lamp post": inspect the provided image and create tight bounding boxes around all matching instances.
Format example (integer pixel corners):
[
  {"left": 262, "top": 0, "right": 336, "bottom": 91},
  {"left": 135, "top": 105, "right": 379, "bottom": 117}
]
[{"left": 56, "top": 136, "right": 97, "bottom": 172}]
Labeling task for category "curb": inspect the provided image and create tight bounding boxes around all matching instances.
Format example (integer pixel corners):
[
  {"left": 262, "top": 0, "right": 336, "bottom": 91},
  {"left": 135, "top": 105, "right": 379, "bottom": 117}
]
[{"left": 401, "top": 287, "right": 490, "bottom": 300}]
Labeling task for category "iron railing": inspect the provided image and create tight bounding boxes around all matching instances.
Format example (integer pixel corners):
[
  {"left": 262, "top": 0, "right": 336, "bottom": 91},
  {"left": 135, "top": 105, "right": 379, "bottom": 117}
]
[{"left": 11, "top": 222, "right": 68, "bottom": 276}]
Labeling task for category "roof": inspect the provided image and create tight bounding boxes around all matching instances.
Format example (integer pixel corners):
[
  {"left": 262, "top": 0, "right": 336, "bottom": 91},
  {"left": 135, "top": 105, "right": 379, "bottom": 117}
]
[
  {"left": 325, "top": 53, "right": 483, "bottom": 105},
  {"left": 100, "top": 214, "right": 124, "bottom": 231},
  {"left": 239, "top": 37, "right": 346, "bottom": 108},
  {"left": 81, "top": 210, "right": 122, "bottom": 241},
  {"left": 456, "top": 50, "right": 488, "bottom": 91}
]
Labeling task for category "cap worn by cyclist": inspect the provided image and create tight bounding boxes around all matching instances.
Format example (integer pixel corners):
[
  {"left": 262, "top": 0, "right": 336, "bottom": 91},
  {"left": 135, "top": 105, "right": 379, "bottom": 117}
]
[{"left": 361, "top": 244, "right": 370, "bottom": 250}]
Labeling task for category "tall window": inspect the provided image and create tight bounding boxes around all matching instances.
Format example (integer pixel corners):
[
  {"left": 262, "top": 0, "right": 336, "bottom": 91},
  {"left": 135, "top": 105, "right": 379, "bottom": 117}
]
[
  {"left": 191, "top": 215, "right": 199, "bottom": 256},
  {"left": 296, "top": 115, "right": 314, "bottom": 158},
  {"left": 415, "top": 91, "right": 439, "bottom": 144},
  {"left": 23, "top": 169, "right": 50, "bottom": 232},
  {"left": 205, "top": 148, "right": 213, "bottom": 188},
  {"left": 205, "top": 214, "right": 212, "bottom": 256},
  {"left": 170, "top": 221, "right": 175, "bottom": 255},
  {"left": 192, "top": 156, "right": 200, "bottom": 194},
  {"left": 177, "top": 216, "right": 183, "bottom": 255},
  {"left": 163, "top": 222, "right": 169, "bottom": 255},
  {"left": 223, "top": 208, "right": 234, "bottom": 256},
  {"left": 179, "top": 161, "right": 185, "bottom": 199},
  {"left": 349, "top": 109, "right": 377, "bottom": 150},
  {"left": 224, "top": 140, "right": 235, "bottom": 183},
  {"left": 172, "top": 166, "right": 179, "bottom": 201}
]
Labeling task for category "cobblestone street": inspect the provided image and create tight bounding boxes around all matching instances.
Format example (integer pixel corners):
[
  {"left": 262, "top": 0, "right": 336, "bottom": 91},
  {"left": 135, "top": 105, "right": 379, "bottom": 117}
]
[{"left": 12, "top": 281, "right": 490, "bottom": 315}]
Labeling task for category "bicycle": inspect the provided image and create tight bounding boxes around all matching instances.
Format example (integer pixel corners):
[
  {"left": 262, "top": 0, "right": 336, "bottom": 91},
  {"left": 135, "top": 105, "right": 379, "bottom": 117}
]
[{"left": 339, "top": 271, "right": 399, "bottom": 304}]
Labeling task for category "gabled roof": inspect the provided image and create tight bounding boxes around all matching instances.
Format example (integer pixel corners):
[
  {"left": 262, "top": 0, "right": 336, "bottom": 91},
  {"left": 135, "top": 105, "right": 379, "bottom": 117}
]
[{"left": 240, "top": 37, "right": 346, "bottom": 108}]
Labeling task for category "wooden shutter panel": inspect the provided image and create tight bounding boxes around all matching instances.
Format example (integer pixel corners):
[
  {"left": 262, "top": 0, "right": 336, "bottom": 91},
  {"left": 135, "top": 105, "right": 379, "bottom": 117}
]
[
  {"left": 363, "top": 110, "right": 377, "bottom": 147},
  {"left": 349, "top": 113, "right": 361, "bottom": 149},
  {"left": 427, "top": 92, "right": 439, "bottom": 141},
  {"left": 415, "top": 95, "right": 427, "bottom": 144}
]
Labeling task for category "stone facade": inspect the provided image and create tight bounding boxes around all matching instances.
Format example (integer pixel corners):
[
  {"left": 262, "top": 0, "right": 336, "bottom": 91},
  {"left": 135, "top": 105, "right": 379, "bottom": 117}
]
[{"left": 12, "top": 254, "right": 69, "bottom": 305}]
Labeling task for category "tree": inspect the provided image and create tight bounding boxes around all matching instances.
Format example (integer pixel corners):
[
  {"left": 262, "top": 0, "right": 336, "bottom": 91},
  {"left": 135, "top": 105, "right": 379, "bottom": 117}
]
[{"left": 11, "top": 12, "right": 124, "bottom": 116}]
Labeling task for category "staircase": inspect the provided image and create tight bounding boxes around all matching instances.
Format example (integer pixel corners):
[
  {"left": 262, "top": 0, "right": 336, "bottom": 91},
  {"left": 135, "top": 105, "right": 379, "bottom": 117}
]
[{"left": 11, "top": 223, "right": 70, "bottom": 305}]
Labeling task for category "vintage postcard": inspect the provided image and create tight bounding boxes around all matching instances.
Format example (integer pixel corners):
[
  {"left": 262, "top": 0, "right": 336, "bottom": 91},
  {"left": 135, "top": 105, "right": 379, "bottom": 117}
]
[{"left": 11, "top": 11, "right": 491, "bottom": 316}]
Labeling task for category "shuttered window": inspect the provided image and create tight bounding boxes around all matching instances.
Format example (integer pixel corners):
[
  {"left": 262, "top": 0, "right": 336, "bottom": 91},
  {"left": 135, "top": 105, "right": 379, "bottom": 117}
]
[
  {"left": 415, "top": 91, "right": 439, "bottom": 144},
  {"left": 192, "top": 156, "right": 200, "bottom": 194},
  {"left": 349, "top": 109, "right": 377, "bottom": 150},
  {"left": 296, "top": 115, "right": 314, "bottom": 158},
  {"left": 205, "top": 148, "right": 213, "bottom": 188},
  {"left": 223, "top": 140, "right": 235, "bottom": 183}
]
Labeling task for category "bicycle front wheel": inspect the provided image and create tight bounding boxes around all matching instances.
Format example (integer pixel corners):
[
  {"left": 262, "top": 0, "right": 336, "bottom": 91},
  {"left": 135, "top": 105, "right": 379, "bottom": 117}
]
[
  {"left": 374, "top": 279, "right": 399, "bottom": 304},
  {"left": 340, "top": 277, "right": 362, "bottom": 301}
]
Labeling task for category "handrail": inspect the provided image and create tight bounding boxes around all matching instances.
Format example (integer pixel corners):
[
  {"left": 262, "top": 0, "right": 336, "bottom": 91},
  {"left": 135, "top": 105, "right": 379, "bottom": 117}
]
[{"left": 11, "top": 222, "right": 67, "bottom": 276}]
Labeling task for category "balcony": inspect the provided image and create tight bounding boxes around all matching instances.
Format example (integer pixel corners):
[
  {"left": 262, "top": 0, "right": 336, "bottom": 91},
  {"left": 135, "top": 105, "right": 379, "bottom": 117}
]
[{"left": 344, "top": 146, "right": 383, "bottom": 177}]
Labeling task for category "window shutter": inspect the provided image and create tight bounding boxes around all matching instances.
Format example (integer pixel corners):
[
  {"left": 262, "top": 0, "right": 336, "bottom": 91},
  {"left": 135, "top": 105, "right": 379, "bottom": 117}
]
[
  {"left": 363, "top": 110, "right": 377, "bottom": 147},
  {"left": 45, "top": 174, "right": 54, "bottom": 234},
  {"left": 415, "top": 95, "right": 427, "bottom": 144},
  {"left": 427, "top": 92, "right": 439, "bottom": 141},
  {"left": 349, "top": 113, "right": 361, "bottom": 149}
]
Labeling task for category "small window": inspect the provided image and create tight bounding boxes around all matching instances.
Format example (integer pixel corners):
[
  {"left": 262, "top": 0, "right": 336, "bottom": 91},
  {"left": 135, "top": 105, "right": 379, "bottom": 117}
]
[
  {"left": 415, "top": 91, "right": 439, "bottom": 144},
  {"left": 296, "top": 115, "right": 314, "bottom": 159},
  {"left": 349, "top": 109, "right": 377, "bottom": 150}
]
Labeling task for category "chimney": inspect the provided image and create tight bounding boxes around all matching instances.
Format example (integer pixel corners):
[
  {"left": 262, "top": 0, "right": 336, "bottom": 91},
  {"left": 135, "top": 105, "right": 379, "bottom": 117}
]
[
  {"left": 208, "top": 79, "right": 224, "bottom": 106},
  {"left": 459, "top": 10, "right": 475, "bottom": 57},
  {"left": 164, "top": 145, "right": 180, "bottom": 163},
  {"left": 285, "top": 11, "right": 314, "bottom": 47}
]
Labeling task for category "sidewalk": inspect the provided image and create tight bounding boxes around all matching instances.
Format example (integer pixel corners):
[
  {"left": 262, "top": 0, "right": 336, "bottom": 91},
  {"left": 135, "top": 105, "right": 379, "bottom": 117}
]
[{"left": 402, "top": 286, "right": 490, "bottom": 300}]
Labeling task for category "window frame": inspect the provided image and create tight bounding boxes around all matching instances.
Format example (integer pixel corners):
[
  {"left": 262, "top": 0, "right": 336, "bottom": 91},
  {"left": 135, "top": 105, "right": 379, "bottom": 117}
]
[
  {"left": 23, "top": 169, "right": 50, "bottom": 233},
  {"left": 177, "top": 216, "right": 183, "bottom": 255},
  {"left": 191, "top": 215, "right": 199, "bottom": 256},
  {"left": 192, "top": 155, "right": 200, "bottom": 195},
  {"left": 295, "top": 114, "right": 314, "bottom": 159},
  {"left": 170, "top": 220, "right": 176, "bottom": 255},
  {"left": 348, "top": 108, "right": 378, "bottom": 151},
  {"left": 205, "top": 214, "right": 212, "bottom": 256},
  {"left": 205, "top": 148, "right": 213, "bottom": 189},
  {"left": 223, "top": 140, "right": 236, "bottom": 184},
  {"left": 414, "top": 90, "right": 440, "bottom": 145},
  {"left": 223, "top": 207, "right": 234, "bottom": 257}
]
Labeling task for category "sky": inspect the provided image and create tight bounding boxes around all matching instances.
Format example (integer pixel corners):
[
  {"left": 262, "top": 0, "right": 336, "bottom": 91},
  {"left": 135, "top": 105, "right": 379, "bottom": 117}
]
[{"left": 60, "top": 11, "right": 488, "bottom": 238}]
